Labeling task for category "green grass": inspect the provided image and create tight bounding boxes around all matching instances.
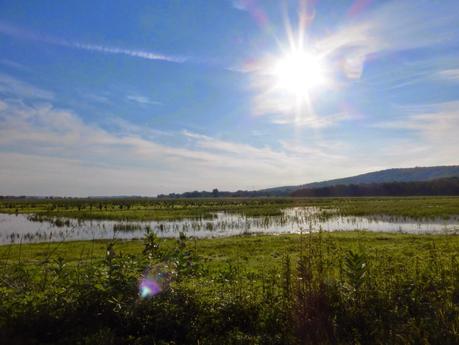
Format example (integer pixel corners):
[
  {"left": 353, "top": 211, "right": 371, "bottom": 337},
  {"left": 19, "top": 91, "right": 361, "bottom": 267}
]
[
  {"left": 2, "top": 231, "right": 458, "bottom": 268},
  {"left": 1, "top": 231, "right": 458, "bottom": 344},
  {"left": 1, "top": 196, "right": 459, "bottom": 221}
]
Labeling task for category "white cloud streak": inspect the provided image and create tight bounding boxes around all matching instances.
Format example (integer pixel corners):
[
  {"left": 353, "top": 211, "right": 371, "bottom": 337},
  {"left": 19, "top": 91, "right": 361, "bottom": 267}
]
[
  {"left": 70, "top": 42, "right": 186, "bottom": 63},
  {"left": 270, "top": 112, "right": 353, "bottom": 128},
  {"left": 0, "top": 21, "right": 186, "bottom": 63},
  {"left": 126, "top": 94, "right": 162, "bottom": 106},
  {"left": 437, "top": 69, "right": 459, "bottom": 82}
]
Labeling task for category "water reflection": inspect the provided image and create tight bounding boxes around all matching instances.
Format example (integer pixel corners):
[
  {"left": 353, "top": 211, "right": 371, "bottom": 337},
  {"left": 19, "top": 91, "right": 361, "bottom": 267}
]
[{"left": 0, "top": 207, "right": 458, "bottom": 244}]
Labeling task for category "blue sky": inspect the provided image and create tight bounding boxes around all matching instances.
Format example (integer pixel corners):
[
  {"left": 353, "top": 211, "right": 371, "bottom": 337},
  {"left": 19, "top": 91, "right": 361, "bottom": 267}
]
[{"left": 0, "top": 0, "right": 458, "bottom": 196}]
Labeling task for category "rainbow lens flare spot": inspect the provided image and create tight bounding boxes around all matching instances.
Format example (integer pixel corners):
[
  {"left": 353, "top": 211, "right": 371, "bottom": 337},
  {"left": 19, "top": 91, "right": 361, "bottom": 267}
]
[{"left": 138, "top": 264, "right": 172, "bottom": 299}]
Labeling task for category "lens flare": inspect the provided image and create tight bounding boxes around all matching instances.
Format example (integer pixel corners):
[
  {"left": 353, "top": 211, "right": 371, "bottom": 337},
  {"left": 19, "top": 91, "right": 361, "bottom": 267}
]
[{"left": 138, "top": 264, "right": 173, "bottom": 299}]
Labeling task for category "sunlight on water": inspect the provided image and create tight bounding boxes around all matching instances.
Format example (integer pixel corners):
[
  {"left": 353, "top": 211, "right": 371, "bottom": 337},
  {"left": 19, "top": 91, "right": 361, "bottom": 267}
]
[{"left": 0, "top": 207, "right": 458, "bottom": 244}]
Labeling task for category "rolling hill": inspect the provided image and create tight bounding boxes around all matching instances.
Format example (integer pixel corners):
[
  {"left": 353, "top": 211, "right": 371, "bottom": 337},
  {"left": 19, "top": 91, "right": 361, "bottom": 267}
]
[
  {"left": 261, "top": 165, "right": 459, "bottom": 195},
  {"left": 157, "top": 165, "right": 459, "bottom": 198},
  {"left": 291, "top": 177, "right": 459, "bottom": 197}
]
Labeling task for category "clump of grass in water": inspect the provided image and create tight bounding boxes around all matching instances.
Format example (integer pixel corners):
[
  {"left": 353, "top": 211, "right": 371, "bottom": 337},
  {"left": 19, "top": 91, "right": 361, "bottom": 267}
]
[{"left": 113, "top": 223, "right": 143, "bottom": 232}]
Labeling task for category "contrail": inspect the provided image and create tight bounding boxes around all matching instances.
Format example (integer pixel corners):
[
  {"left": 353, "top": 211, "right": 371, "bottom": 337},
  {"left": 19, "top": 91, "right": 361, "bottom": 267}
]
[
  {"left": 69, "top": 42, "right": 186, "bottom": 63},
  {"left": 0, "top": 21, "right": 187, "bottom": 63}
]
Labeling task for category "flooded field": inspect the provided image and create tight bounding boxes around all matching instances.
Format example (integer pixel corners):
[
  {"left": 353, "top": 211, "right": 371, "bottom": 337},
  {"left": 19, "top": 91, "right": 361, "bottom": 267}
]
[{"left": 1, "top": 207, "right": 458, "bottom": 244}]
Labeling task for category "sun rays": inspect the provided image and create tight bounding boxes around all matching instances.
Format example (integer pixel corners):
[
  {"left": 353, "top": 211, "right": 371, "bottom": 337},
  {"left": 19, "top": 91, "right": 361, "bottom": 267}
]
[{"left": 249, "top": 2, "right": 334, "bottom": 126}]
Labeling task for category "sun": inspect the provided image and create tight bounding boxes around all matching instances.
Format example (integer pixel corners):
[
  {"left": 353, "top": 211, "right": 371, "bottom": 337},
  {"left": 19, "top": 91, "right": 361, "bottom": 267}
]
[
  {"left": 249, "top": 11, "right": 334, "bottom": 124},
  {"left": 271, "top": 49, "right": 328, "bottom": 97}
]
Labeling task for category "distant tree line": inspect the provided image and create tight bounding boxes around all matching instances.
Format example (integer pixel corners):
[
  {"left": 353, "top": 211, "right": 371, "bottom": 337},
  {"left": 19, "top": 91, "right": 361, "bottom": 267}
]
[
  {"left": 291, "top": 177, "right": 459, "bottom": 197},
  {"left": 157, "top": 177, "right": 459, "bottom": 199},
  {"left": 157, "top": 188, "right": 280, "bottom": 198},
  {"left": 8, "top": 177, "right": 457, "bottom": 200}
]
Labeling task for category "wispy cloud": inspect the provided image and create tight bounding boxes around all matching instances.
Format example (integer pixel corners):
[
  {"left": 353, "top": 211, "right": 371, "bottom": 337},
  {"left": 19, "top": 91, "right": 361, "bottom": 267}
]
[
  {"left": 231, "top": 1, "right": 247, "bottom": 11},
  {"left": 437, "top": 69, "right": 459, "bottom": 82},
  {"left": 2, "top": 88, "right": 456, "bottom": 195},
  {"left": 0, "top": 73, "right": 54, "bottom": 100},
  {"left": 126, "top": 94, "right": 162, "bottom": 106},
  {"left": 0, "top": 21, "right": 186, "bottom": 63},
  {"left": 270, "top": 112, "right": 353, "bottom": 128},
  {"left": 70, "top": 42, "right": 187, "bottom": 63},
  {"left": 83, "top": 93, "right": 111, "bottom": 104},
  {"left": 374, "top": 101, "right": 459, "bottom": 165},
  {"left": 376, "top": 101, "right": 459, "bottom": 136},
  {"left": 0, "top": 94, "right": 368, "bottom": 195},
  {"left": 317, "top": 0, "right": 459, "bottom": 80},
  {"left": 0, "top": 59, "right": 29, "bottom": 71}
]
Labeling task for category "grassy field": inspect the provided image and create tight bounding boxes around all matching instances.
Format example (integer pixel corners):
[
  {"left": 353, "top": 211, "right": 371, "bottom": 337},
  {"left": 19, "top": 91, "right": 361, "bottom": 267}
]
[
  {"left": 1, "top": 231, "right": 458, "bottom": 344},
  {"left": 1, "top": 196, "right": 459, "bottom": 220},
  {"left": 1, "top": 197, "right": 458, "bottom": 344}
]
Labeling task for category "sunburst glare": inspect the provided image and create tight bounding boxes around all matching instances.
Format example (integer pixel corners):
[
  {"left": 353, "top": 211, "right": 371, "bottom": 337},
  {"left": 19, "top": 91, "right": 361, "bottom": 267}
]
[
  {"left": 271, "top": 49, "right": 328, "bottom": 97},
  {"left": 250, "top": 4, "right": 334, "bottom": 126}
]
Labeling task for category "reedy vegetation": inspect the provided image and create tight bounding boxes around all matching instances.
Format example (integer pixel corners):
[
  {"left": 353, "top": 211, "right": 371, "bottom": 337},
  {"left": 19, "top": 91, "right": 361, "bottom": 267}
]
[{"left": 1, "top": 196, "right": 459, "bottom": 220}]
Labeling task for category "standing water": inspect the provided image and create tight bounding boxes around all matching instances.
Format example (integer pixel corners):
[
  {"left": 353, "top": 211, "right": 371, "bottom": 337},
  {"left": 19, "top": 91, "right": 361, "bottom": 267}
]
[{"left": 0, "top": 207, "right": 458, "bottom": 244}]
